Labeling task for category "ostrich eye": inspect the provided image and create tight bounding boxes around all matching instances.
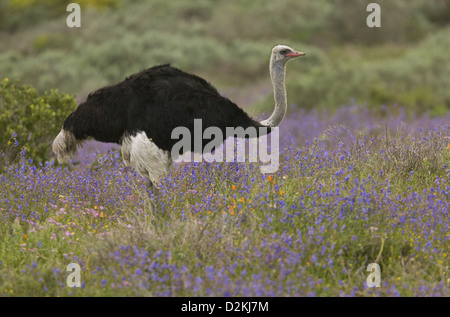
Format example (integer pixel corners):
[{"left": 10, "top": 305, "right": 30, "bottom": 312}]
[{"left": 280, "top": 49, "right": 290, "bottom": 55}]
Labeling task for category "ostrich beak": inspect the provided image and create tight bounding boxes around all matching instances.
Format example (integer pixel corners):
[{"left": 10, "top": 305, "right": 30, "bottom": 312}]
[{"left": 286, "top": 51, "right": 305, "bottom": 57}]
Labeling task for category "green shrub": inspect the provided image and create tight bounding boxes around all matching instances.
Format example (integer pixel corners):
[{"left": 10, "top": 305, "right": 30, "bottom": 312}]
[
  {"left": 32, "top": 33, "right": 73, "bottom": 53},
  {"left": 0, "top": 77, "right": 76, "bottom": 164},
  {"left": 1, "top": 0, "right": 119, "bottom": 32}
]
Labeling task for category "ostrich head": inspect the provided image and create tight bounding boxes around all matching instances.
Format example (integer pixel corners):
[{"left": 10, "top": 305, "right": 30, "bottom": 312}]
[
  {"left": 271, "top": 45, "right": 305, "bottom": 64},
  {"left": 260, "top": 44, "right": 305, "bottom": 127}
]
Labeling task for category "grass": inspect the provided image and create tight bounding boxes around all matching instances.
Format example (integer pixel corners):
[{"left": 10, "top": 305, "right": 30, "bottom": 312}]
[{"left": 0, "top": 105, "right": 448, "bottom": 296}]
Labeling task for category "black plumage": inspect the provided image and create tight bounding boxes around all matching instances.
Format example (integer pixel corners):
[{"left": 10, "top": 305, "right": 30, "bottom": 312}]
[{"left": 63, "top": 64, "right": 269, "bottom": 153}]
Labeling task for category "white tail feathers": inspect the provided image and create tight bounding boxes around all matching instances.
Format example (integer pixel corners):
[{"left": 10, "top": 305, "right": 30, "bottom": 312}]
[
  {"left": 52, "top": 129, "right": 82, "bottom": 163},
  {"left": 121, "top": 131, "right": 172, "bottom": 187}
]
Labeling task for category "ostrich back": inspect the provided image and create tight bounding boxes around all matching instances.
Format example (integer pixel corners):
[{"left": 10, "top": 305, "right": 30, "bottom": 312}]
[{"left": 63, "top": 64, "right": 267, "bottom": 152}]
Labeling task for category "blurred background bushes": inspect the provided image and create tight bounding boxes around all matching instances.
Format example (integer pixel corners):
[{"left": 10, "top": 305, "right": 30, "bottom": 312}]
[{"left": 0, "top": 0, "right": 449, "bottom": 162}]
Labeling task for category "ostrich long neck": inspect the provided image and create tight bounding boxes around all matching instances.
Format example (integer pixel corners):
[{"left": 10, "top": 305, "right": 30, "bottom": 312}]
[{"left": 260, "top": 58, "right": 287, "bottom": 127}]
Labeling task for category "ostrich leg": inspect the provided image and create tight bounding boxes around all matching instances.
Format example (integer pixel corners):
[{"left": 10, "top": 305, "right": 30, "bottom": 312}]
[{"left": 147, "top": 180, "right": 160, "bottom": 196}]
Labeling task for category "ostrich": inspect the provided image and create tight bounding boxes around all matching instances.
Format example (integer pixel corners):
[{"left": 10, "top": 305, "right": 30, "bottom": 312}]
[{"left": 52, "top": 44, "right": 305, "bottom": 188}]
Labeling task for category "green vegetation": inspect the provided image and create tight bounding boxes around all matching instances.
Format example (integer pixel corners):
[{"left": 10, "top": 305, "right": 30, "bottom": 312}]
[
  {"left": 0, "top": 0, "right": 448, "bottom": 110},
  {"left": 0, "top": 78, "right": 76, "bottom": 164},
  {"left": 0, "top": 0, "right": 119, "bottom": 32}
]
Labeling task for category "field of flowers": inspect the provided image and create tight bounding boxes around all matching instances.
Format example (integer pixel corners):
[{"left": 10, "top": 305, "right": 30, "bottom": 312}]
[{"left": 0, "top": 104, "right": 448, "bottom": 297}]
